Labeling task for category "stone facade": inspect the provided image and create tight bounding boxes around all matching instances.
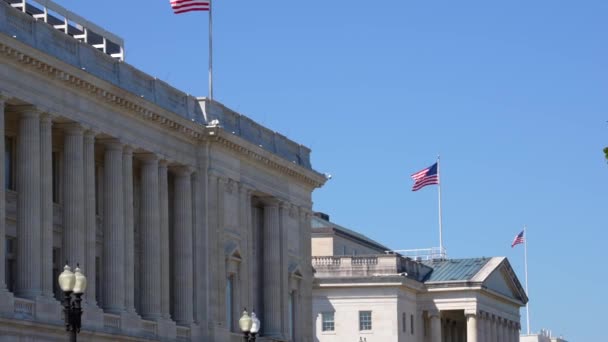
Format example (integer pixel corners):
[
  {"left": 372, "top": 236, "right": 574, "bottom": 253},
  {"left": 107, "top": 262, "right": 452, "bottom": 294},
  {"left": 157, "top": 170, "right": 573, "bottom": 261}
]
[
  {"left": 0, "top": 1, "right": 326, "bottom": 341},
  {"left": 311, "top": 216, "right": 527, "bottom": 342}
]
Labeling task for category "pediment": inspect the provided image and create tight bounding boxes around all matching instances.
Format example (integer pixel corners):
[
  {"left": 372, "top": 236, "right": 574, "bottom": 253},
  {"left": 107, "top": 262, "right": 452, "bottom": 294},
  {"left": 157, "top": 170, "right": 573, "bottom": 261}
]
[{"left": 482, "top": 258, "right": 528, "bottom": 304}]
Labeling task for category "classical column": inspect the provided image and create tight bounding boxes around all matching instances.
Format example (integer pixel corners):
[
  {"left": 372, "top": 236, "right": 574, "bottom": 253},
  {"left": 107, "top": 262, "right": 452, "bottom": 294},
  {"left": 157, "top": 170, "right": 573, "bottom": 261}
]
[
  {"left": 139, "top": 154, "right": 162, "bottom": 320},
  {"left": 238, "top": 184, "right": 252, "bottom": 313},
  {"left": 477, "top": 312, "right": 485, "bottom": 342},
  {"left": 466, "top": 313, "right": 477, "bottom": 342},
  {"left": 102, "top": 140, "right": 125, "bottom": 313},
  {"left": 123, "top": 146, "right": 136, "bottom": 314},
  {"left": 83, "top": 130, "right": 98, "bottom": 305},
  {"left": 279, "top": 201, "right": 290, "bottom": 339},
  {"left": 192, "top": 169, "right": 207, "bottom": 326},
  {"left": 39, "top": 114, "right": 53, "bottom": 298},
  {"left": 62, "top": 124, "right": 85, "bottom": 271},
  {"left": 263, "top": 199, "right": 282, "bottom": 337},
  {"left": 429, "top": 312, "right": 442, "bottom": 342},
  {"left": 16, "top": 107, "right": 42, "bottom": 299},
  {"left": 172, "top": 166, "right": 194, "bottom": 325},
  {"left": 158, "top": 160, "right": 170, "bottom": 320},
  {"left": 0, "top": 97, "right": 7, "bottom": 292}
]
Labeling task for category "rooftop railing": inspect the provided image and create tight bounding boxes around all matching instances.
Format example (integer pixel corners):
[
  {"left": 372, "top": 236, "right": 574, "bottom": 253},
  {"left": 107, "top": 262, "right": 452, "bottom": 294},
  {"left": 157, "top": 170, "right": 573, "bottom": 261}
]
[
  {"left": 390, "top": 247, "right": 447, "bottom": 261},
  {"left": 3, "top": 0, "right": 124, "bottom": 60}
]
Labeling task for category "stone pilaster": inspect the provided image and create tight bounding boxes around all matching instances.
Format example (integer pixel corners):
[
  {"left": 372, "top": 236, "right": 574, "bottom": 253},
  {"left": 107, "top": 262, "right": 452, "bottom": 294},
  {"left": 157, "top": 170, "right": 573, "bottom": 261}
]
[
  {"left": 123, "top": 146, "right": 136, "bottom": 314},
  {"left": 299, "top": 207, "right": 313, "bottom": 342},
  {"left": 192, "top": 169, "right": 207, "bottom": 325},
  {"left": 139, "top": 154, "right": 162, "bottom": 320},
  {"left": 279, "top": 201, "right": 290, "bottom": 339},
  {"left": 102, "top": 140, "right": 125, "bottom": 314},
  {"left": 61, "top": 123, "right": 85, "bottom": 270},
  {"left": 429, "top": 312, "right": 442, "bottom": 342},
  {"left": 16, "top": 107, "right": 42, "bottom": 299},
  {"left": 172, "top": 166, "right": 194, "bottom": 325},
  {"left": 263, "top": 199, "right": 282, "bottom": 338},
  {"left": 83, "top": 130, "right": 97, "bottom": 305},
  {"left": 466, "top": 313, "right": 477, "bottom": 342},
  {"left": 39, "top": 114, "right": 53, "bottom": 299},
  {"left": 158, "top": 160, "right": 171, "bottom": 320},
  {"left": 0, "top": 95, "right": 14, "bottom": 315}
]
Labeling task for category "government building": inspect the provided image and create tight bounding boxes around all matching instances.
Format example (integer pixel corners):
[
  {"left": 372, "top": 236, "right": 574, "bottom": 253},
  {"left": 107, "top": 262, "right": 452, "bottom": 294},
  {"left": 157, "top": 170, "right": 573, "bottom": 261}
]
[
  {"left": 311, "top": 213, "right": 528, "bottom": 342},
  {"left": 0, "top": 0, "right": 326, "bottom": 340}
]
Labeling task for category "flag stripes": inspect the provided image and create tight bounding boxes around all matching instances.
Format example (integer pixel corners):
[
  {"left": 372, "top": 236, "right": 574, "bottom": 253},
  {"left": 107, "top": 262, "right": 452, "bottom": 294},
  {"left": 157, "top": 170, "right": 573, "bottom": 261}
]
[
  {"left": 170, "top": 0, "right": 210, "bottom": 14},
  {"left": 411, "top": 163, "right": 439, "bottom": 191},
  {"left": 511, "top": 230, "right": 525, "bottom": 247}
]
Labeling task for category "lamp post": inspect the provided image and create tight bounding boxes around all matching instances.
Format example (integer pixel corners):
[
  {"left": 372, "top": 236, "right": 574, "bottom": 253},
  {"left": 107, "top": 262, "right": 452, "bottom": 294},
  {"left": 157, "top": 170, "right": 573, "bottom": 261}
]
[
  {"left": 239, "top": 308, "right": 261, "bottom": 342},
  {"left": 57, "top": 263, "right": 87, "bottom": 342}
]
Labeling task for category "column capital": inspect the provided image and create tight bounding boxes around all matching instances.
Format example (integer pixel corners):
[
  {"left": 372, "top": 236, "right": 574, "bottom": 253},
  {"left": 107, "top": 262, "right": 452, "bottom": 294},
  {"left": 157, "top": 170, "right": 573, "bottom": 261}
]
[
  {"left": 123, "top": 145, "right": 135, "bottom": 155},
  {"left": 427, "top": 309, "right": 441, "bottom": 319},
  {"left": 159, "top": 159, "right": 170, "bottom": 167},
  {"left": 40, "top": 113, "right": 56, "bottom": 123},
  {"left": 14, "top": 105, "right": 43, "bottom": 118},
  {"left": 56, "top": 122, "right": 85, "bottom": 135},
  {"left": 261, "top": 197, "right": 281, "bottom": 208},
  {"left": 137, "top": 152, "right": 159, "bottom": 163},
  {"left": 238, "top": 182, "right": 255, "bottom": 195},
  {"left": 298, "top": 206, "right": 313, "bottom": 217},
  {"left": 84, "top": 129, "right": 99, "bottom": 139},
  {"left": 98, "top": 138, "right": 124, "bottom": 151},
  {"left": 172, "top": 165, "right": 194, "bottom": 176}
]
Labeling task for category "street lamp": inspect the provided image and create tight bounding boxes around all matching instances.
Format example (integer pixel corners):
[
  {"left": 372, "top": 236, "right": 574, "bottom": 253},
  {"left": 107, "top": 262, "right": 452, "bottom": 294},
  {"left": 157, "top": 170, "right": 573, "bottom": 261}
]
[
  {"left": 58, "top": 263, "right": 87, "bottom": 342},
  {"left": 239, "top": 308, "right": 261, "bottom": 341}
]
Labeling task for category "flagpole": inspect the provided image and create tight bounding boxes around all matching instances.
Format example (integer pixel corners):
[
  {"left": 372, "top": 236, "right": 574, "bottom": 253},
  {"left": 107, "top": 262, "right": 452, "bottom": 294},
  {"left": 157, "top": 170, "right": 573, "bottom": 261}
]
[
  {"left": 208, "top": 0, "right": 213, "bottom": 100},
  {"left": 437, "top": 155, "right": 444, "bottom": 258},
  {"left": 524, "top": 225, "right": 530, "bottom": 334}
]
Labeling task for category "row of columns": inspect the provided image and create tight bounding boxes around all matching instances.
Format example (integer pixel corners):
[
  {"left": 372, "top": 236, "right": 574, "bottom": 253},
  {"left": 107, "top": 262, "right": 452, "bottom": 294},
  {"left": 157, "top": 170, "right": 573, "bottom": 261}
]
[
  {"left": 477, "top": 311, "right": 520, "bottom": 342},
  {"left": 428, "top": 311, "right": 519, "bottom": 342},
  {"left": 0, "top": 100, "right": 198, "bottom": 326}
]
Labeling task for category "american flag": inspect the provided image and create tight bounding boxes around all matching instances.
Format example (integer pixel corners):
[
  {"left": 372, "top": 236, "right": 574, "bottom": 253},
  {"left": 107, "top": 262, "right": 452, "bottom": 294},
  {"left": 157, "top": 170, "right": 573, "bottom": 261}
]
[
  {"left": 170, "top": 0, "right": 210, "bottom": 14},
  {"left": 411, "top": 162, "right": 439, "bottom": 191},
  {"left": 511, "top": 230, "right": 525, "bottom": 248}
]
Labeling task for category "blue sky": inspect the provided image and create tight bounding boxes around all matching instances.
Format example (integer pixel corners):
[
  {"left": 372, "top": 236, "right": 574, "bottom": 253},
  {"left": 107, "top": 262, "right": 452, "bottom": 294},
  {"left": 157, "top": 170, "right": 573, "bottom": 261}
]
[{"left": 60, "top": 1, "right": 606, "bottom": 340}]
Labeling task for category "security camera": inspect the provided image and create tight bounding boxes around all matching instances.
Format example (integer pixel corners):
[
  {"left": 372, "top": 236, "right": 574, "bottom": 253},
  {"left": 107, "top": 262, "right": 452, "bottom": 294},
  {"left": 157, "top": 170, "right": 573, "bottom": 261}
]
[{"left": 324, "top": 173, "right": 332, "bottom": 180}]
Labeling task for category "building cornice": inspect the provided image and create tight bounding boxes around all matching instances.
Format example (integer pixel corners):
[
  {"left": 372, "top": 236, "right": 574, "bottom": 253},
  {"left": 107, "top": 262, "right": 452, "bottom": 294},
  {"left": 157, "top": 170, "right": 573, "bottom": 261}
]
[
  {"left": 0, "top": 36, "right": 326, "bottom": 188},
  {"left": 204, "top": 127, "right": 326, "bottom": 188}
]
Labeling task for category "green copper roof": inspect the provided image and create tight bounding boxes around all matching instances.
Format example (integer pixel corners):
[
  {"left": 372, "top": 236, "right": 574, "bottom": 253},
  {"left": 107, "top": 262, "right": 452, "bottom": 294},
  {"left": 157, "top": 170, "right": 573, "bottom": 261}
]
[{"left": 422, "top": 258, "right": 491, "bottom": 282}]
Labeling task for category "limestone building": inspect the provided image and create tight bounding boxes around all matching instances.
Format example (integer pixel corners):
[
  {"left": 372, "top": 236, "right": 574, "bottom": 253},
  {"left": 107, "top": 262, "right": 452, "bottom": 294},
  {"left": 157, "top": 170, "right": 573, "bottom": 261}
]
[
  {"left": 0, "top": 0, "right": 326, "bottom": 340},
  {"left": 311, "top": 214, "right": 528, "bottom": 342}
]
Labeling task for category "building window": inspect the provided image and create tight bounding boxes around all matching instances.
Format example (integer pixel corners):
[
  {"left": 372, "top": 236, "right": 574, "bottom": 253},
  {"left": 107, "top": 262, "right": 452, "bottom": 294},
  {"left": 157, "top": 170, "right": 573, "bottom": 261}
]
[
  {"left": 52, "top": 152, "right": 60, "bottom": 203},
  {"left": 225, "top": 276, "right": 234, "bottom": 331},
  {"left": 342, "top": 245, "right": 347, "bottom": 255},
  {"left": 322, "top": 312, "right": 335, "bottom": 332},
  {"left": 288, "top": 291, "right": 295, "bottom": 339},
  {"left": 5, "top": 237, "right": 16, "bottom": 293},
  {"left": 402, "top": 312, "right": 406, "bottom": 332},
  {"left": 359, "top": 311, "right": 372, "bottom": 331},
  {"left": 5, "top": 137, "right": 14, "bottom": 191},
  {"left": 410, "top": 314, "right": 414, "bottom": 334}
]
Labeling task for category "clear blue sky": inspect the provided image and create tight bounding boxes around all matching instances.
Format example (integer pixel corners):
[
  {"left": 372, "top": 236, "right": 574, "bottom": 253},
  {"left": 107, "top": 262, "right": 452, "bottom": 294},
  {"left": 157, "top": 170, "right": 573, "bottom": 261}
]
[{"left": 61, "top": 1, "right": 606, "bottom": 340}]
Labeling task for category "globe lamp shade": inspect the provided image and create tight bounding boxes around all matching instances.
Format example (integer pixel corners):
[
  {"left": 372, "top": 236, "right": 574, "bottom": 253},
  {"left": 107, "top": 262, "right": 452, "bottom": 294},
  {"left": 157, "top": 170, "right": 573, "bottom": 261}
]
[
  {"left": 239, "top": 310, "right": 252, "bottom": 333},
  {"left": 58, "top": 265, "right": 75, "bottom": 292},
  {"left": 72, "top": 266, "right": 87, "bottom": 294},
  {"left": 250, "top": 312, "right": 260, "bottom": 334}
]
